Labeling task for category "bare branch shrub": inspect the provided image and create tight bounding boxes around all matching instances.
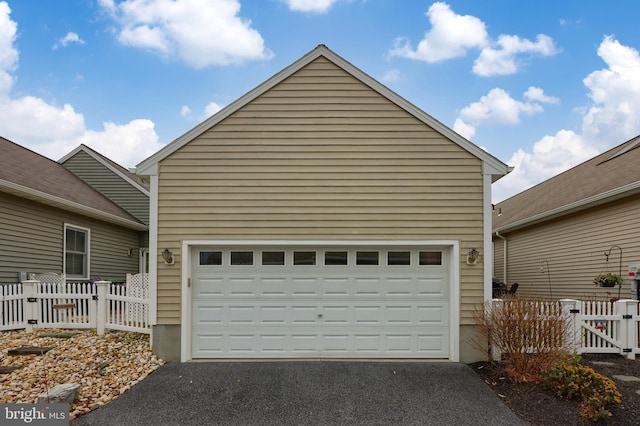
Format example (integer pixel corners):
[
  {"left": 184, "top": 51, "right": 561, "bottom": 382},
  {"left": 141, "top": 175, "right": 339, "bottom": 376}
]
[{"left": 473, "top": 296, "right": 574, "bottom": 383}]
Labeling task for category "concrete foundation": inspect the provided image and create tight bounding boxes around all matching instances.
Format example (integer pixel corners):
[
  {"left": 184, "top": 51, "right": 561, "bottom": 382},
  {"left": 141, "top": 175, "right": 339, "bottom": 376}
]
[{"left": 152, "top": 324, "right": 181, "bottom": 362}]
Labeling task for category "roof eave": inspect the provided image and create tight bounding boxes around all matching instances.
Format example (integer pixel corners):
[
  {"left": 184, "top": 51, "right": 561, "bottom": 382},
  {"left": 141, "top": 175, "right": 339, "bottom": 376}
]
[
  {"left": 1, "top": 180, "right": 148, "bottom": 231},
  {"left": 493, "top": 180, "right": 640, "bottom": 234}
]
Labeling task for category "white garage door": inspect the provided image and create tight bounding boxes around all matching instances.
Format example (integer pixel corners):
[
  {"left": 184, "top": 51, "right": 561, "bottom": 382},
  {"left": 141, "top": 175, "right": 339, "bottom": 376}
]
[{"left": 191, "top": 245, "right": 450, "bottom": 358}]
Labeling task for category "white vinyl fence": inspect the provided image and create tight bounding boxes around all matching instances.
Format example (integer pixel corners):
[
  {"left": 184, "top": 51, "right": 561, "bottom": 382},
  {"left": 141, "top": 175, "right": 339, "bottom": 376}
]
[
  {"left": 0, "top": 273, "right": 150, "bottom": 335},
  {"left": 490, "top": 298, "right": 640, "bottom": 360}
]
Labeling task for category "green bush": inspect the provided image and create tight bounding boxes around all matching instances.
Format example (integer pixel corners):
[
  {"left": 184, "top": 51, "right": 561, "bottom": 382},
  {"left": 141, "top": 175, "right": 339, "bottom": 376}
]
[{"left": 542, "top": 356, "right": 621, "bottom": 421}]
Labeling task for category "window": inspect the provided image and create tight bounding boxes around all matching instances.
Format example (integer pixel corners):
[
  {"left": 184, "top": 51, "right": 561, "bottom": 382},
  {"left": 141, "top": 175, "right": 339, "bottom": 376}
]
[
  {"left": 262, "top": 251, "right": 285, "bottom": 265},
  {"left": 325, "top": 251, "right": 348, "bottom": 266},
  {"left": 356, "top": 251, "right": 379, "bottom": 265},
  {"left": 231, "top": 251, "right": 253, "bottom": 265},
  {"left": 419, "top": 251, "right": 442, "bottom": 266},
  {"left": 200, "top": 251, "right": 222, "bottom": 265},
  {"left": 294, "top": 251, "right": 316, "bottom": 265},
  {"left": 65, "top": 225, "right": 89, "bottom": 279},
  {"left": 388, "top": 251, "right": 410, "bottom": 266}
]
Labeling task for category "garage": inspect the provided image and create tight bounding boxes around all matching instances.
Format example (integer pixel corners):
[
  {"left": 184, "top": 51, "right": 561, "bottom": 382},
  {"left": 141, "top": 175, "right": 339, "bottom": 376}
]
[{"left": 188, "top": 243, "right": 453, "bottom": 359}]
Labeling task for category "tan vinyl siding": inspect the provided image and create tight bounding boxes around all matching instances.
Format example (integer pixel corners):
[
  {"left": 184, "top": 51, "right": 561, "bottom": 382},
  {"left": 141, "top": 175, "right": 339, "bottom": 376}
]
[
  {"left": 1, "top": 192, "right": 141, "bottom": 282},
  {"left": 499, "top": 196, "right": 640, "bottom": 300},
  {"left": 63, "top": 150, "right": 150, "bottom": 225},
  {"left": 156, "top": 57, "right": 485, "bottom": 324}
]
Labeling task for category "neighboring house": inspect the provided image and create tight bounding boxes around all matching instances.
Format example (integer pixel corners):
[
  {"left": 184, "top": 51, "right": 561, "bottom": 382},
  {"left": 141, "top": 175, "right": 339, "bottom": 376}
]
[
  {"left": 0, "top": 137, "right": 148, "bottom": 283},
  {"left": 136, "top": 45, "right": 510, "bottom": 363},
  {"left": 59, "top": 144, "right": 151, "bottom": 270},
  {"left": 493, "top": 135, "right": 640, "bottom": 301}
]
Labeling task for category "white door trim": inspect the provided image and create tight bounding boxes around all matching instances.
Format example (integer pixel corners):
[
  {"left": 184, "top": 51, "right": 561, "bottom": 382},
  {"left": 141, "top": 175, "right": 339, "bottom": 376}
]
[{"left": 181, "top": 240, "right": 460, "bottom": 362}]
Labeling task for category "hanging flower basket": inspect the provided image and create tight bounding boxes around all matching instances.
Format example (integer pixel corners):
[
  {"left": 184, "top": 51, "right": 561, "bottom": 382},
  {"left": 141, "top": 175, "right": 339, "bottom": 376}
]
[{"left": 593, "top": 272, "right": 623, "bottom": 288}]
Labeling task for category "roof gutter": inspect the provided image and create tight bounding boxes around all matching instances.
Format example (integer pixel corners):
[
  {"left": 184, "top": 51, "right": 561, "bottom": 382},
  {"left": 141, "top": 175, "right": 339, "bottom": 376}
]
[
  {"left": 0, "top": 180, "right": 148, "bottom": 231},
  {"left": 494, "top": 180, "right": 640, "bottom": 234}
]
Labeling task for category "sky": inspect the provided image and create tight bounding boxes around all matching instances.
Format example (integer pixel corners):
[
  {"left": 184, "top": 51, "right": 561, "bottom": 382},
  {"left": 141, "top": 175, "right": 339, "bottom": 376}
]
[{"left": 1, "top": 1, "right": 639, "bottom": 202}]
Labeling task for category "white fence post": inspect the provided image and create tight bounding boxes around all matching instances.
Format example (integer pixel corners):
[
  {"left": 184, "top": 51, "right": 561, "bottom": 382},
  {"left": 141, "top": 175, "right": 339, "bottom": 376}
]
[
  {"left": 617, "top": 299, "right": 639, "bottom": 360},
  {"left": 96, "top": 281, "right": 110, "bottom": 335},
  {"left": 22, "top": 280, "right": 39, "bottom": 333},
  {"left": 560, "top": 299, "right": 581, "bottom": 353},
  {"left": 490, "top": 299, "right": 502, "bottom": 361}
]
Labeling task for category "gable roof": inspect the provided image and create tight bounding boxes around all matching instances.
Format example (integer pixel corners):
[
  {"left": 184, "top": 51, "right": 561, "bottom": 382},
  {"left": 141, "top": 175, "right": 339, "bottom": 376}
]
[
  {"left": 493, "top": 135, "right": 640, "bottom": 233},
  {"left": 0, "top": 137, "right": 147, "bottom": 230},
  {"left": 59, "top": 144, "right": 150, "bottom": 194},
  {"left": 136, "top": 44, "right": 509, "bottom": 180}
]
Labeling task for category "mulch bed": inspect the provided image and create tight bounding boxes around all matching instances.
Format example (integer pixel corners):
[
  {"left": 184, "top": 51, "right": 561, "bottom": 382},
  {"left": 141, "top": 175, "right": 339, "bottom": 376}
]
[{"left": 470, "top": 354, "right": 640, "bottom": 425}]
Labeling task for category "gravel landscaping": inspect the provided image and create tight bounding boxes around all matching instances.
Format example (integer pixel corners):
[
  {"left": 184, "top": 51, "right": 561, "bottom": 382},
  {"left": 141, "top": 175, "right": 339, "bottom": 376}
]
[{"left": 0, "top": 329, "right": 165, "bottom": 420}]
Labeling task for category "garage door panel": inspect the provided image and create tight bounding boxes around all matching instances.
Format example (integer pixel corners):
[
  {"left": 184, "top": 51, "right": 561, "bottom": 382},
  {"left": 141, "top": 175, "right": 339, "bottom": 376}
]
[
  {"left": 417, "top": 277, "right": 447, "bottom": 294},
  {"left": 191, "top": 246, "right": 451, "bottom": 358},
  {"left": 418, "top": 305, "right": 448, "bottom": 325},
  {"left": 192, "top": 327, "right": 449, "bottom": 358}
]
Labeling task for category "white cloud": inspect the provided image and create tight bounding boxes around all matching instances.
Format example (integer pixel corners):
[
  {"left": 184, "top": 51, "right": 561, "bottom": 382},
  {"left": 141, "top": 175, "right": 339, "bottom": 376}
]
[
  {"left": 381, "top": 69, "right": 401, "bottom": 83},
  {"left": 203, "top": 101, "right": 223, "bottom": 118},
  {"left": 389, "top": 2, "right": 487, "bottom": 63},
  {"left": 581, "top": 35, "right": 640, "bottom": 144},
  {"left": 53, "top": 32, "right": 86, "bottom": 50},
  {"left": 455, "top": 88, "right": 544, "bottom": 137},
  {"left": 493, "top": 36, "right": 640, "bottom": 202},
  {"left": 283, "top": 0, "right": 340, "bottom": 13},
  {"left": 453, "top": 118, "right": 475, "bottom": 140},
  {"left": 100, "top": 0, "right": 273, "bottom": 68},
  {"left": 0, "top": 94, "right": 162, "bottom": 167},
  {"left": 180, "top": 105, "right": 192, "bottom": 118},
  {"left": 389, "top": 2, "right": 557, "bottom": 76},
  {"left": 524, "top": 86, "right": 559, "bottom": 104},
  {"left": 79, "top": 119, "right": 163, "bottom": 167},
  {"left": 0, "top": 1, "right": 18, "bottom": 94},
  {"left": 473, "top": 34, "right": 558, "bottom": 76}
]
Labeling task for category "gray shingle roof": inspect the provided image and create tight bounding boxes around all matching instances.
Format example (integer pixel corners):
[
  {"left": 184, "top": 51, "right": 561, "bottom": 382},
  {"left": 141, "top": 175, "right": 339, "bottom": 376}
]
[
  {"left": 0, "top": 136, "right": 146, "bottom": 229},
  {"left": 493, "top": 135, "right": 640, "bottom": 232}
]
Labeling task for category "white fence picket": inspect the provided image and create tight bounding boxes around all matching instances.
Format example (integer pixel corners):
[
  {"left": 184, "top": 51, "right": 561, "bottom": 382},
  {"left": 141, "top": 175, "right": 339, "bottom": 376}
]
[{"left": 0, "top": 283, "right": 25, "bottom": 331}]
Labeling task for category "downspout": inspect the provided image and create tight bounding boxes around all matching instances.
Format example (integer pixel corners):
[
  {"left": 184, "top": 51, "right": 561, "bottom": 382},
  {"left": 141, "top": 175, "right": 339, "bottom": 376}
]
[{"left": 494, "top": 230, "right": 507, "bottom": 284}]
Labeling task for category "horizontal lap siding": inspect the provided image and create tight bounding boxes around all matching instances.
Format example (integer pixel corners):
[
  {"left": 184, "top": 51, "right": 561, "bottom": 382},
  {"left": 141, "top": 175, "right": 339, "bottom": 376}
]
[
  {"left": 63, "top": 151, "right": 150, "bottom": 225},
  {"left": 1, "top": 193, "right": 61, "bottom": 280},
  {"left": 1, "top": 192, "right": 141, "bottom": 282},
  {"left": 502, "top": 196, "right": 640, "bottom": 300},
  {"left": 156, "top": 57, "right": 484, "bottom": 324}
]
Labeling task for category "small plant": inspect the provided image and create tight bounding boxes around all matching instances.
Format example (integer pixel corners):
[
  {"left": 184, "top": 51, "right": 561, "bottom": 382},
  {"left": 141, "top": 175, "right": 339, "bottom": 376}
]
[
  {"left": 472, "top": 297, "right": 573, "bottom": 383},
  {"left": 593, "top": 272, "right": 623, "bottom": 288},
  {"left": 542, "top": 357, "right": 621, "bottom": 421}
]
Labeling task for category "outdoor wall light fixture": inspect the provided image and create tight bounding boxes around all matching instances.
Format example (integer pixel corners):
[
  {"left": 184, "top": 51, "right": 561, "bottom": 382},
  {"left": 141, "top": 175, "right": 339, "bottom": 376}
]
[
  {"left": 162, "top": 248, "right": 175, "bottom": 265},
  {"left": 466, "top": 248, "right": 479, "bottom": 266}
]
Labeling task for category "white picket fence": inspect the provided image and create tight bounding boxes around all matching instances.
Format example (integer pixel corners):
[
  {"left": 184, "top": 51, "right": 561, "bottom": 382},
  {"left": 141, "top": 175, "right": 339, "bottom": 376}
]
[
  {"left": 0, "top": 273, "right": 150, "bottom": 335},
  {"left": 490, "top": 298, "right": 640, "bottom": 360}
]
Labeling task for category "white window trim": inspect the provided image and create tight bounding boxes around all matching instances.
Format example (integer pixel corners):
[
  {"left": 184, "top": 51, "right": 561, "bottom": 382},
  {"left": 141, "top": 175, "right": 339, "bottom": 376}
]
[{"left": 63, "top": 223, "right": 91, "bottom": 280}]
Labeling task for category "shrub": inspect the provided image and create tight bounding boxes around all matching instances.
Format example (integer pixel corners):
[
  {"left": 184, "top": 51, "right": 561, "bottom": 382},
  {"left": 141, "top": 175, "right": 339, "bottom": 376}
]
[
  {"left": 473, "top": 297, "right": 573, "bottom": 383},
  {"left": 542, "top": 356, "right": 621, "bottom": 421}
]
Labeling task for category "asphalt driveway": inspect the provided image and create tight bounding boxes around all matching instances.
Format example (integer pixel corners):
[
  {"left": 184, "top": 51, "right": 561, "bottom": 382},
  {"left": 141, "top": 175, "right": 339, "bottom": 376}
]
[{"left": 73, "top": 361, "right": 525, "bottom": 426}]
